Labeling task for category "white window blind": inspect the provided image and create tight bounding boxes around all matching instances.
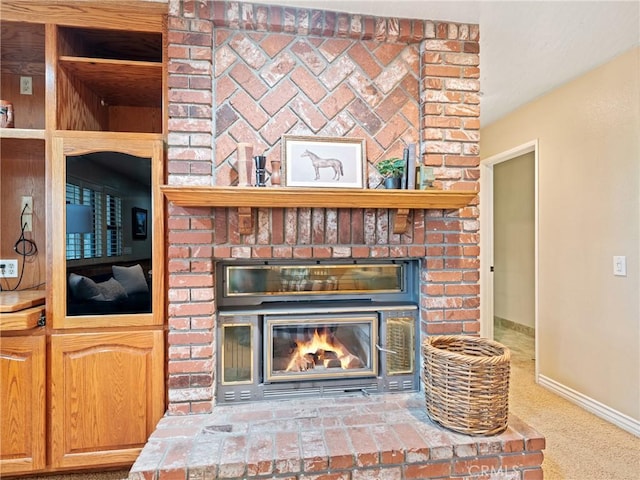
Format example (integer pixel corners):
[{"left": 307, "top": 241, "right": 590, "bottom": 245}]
[
  {"left": 66, "top": 182, "right": 121, "bottom": 261},
  {"left": 106, "top": 194, "right": 122, "bottom": 257}
]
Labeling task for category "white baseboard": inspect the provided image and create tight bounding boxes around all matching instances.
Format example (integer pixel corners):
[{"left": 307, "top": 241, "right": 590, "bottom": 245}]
[{"left": 538, "top": 374, "right": 640, "bottom": 437}]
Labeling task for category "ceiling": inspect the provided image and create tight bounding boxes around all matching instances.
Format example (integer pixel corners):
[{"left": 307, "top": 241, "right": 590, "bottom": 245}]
[{"left": 255, "top": 0, "right": 640, "bottom": 127}]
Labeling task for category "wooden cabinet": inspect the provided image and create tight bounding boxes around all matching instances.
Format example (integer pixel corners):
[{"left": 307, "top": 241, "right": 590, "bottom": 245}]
[
  {"left": 50, "top": 331, "right": 164, "bottom": 470},
  {"left": 0, "top": 1, "right": 167, "bottom": 476},
  {"left": 0, "top": 334, "right": 46, "bottom": 475}
]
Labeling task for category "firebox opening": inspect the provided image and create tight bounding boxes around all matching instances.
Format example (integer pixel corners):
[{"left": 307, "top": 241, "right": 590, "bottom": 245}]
[
  {"left": 216, "top": 259, "right": 420, "bottom": 403},
  {"left": 267, "top": 314, "right": 378, "bottom": 382}
]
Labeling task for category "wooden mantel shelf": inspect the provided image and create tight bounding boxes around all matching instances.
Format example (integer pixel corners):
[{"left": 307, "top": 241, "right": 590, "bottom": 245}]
[{"left": 161, "top": 186, "right": 477, "bottom": 234}]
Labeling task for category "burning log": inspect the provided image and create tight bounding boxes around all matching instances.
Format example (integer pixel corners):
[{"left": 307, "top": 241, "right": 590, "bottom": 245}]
[
  {"left": 287, "top": 353, "right": 316, "bottom": 372},
  {"left": 285, "top": 328, "right": 366, "bottom": 372},
  {"left": 340, "top": 353, "right": 364, "bottom": 369}
]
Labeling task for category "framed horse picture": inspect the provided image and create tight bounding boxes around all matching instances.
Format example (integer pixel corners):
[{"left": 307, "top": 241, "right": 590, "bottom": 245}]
[{"left": 282, "top": 135, "right": 366, "bottom": 188}]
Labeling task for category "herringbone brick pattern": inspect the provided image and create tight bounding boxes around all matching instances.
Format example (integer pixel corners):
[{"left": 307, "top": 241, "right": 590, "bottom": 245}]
[{"left": 214, "top": 31, "right": 420, "bottom": 187}]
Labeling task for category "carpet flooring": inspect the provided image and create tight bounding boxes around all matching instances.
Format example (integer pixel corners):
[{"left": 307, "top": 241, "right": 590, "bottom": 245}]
[
  {"left": 496, "top": 325, "right": 640, "bottom": 479},
  {"left": 25, "top": 326, "right": 640, "bottom": 480}
]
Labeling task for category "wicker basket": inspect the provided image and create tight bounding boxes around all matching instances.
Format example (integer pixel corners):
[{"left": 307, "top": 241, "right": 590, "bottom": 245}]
[{"left": 422, "top": 335, "right": 511, "bottom": 436}]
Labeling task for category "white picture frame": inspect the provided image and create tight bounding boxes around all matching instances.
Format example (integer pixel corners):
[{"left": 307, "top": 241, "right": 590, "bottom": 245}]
[{"left": 282, "top": 135, "right": 366, "bottom": 189}]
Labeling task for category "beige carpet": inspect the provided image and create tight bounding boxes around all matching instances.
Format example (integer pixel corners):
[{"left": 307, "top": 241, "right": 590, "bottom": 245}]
[
  {"left": 497, "top": 326, "right": 640, "bottom": 480},
  {"left": 29, "top": 327, "right": 640, "bottom": 480}
]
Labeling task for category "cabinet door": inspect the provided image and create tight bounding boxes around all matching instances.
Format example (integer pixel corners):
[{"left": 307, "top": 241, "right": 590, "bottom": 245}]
[
  {"left": 0, "top": 334, "right": 46, "bottom": 475},
  {"left": 50, "top": 330, "right": 164, "bottom": 470}
]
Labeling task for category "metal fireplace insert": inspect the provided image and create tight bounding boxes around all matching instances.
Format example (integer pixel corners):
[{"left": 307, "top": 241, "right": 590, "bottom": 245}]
[{"left": 216, "top": 259, "right": 419, "bottom": 403}]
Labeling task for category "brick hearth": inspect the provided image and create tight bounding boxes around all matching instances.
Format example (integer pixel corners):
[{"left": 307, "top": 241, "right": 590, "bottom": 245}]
[{"left": 129, "top": 393, "right": 544, "bottom": 479}]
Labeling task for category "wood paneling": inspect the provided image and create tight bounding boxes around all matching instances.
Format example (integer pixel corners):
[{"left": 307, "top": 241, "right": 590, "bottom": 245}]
[
  {"left": 0, "top": 138, "right": 46, "bottom": 292},
  {"left": 0, "top": 23, "right": 46, "bottom": 130},
  {"left": 50, "top": 330, "right": 164, "bottom": 469},
  {"left": 0, "top": 22, "right": 45, "bottom": 75},
  {"left": 108, "top": 106, "right": 162, "bottom": 134},
  {"left": 0, "top": 73, "right": 46, "bottom": 129},
  {"left": 58, "top": 57, "right": 162, "bottom": 108},
  {"left": 0, "top": 1, "right": 166, "bottom": 32},
  {"left": 56, "top": 60, "right": 106, "bottom": 131},
  {"left": 0, "top": 334, "right": 46, "bottom": 475}
]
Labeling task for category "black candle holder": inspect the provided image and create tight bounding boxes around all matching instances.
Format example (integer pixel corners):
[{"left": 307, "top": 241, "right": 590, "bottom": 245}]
[{"left": 254, "top": 155, "right": 267, "bottom": 187}]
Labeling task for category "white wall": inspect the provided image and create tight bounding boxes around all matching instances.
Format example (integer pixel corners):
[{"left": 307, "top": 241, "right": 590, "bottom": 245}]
[
  {"left": 494, "top": 152, "right": 535, "bottom": 329},
  {"left": 481, "top": 47, "right": 640, "bottom": 421}
]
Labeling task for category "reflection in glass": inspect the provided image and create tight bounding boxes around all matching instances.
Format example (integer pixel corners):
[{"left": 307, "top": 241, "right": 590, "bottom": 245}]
[
  {"left": 222, "top": 324, "right": 253, "bottom": 384},
  {"left": 225, "top": 263, "right": 403, "bottom": 297},
  {"left": 65, "top": 152, "right": 152, "bottom": 316},
  {"left": 386, "top": 317, "right": 415, "bottom": 375}
]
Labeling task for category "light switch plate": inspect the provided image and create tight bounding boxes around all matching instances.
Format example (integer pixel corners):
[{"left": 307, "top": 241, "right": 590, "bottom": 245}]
[{"left": 613, "top": 256, "right": 627, "bottom": 276}]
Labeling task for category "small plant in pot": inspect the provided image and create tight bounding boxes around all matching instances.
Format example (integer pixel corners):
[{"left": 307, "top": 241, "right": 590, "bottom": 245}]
[{"left": 375, "top": 157, "right": 405, "bottom": 189}]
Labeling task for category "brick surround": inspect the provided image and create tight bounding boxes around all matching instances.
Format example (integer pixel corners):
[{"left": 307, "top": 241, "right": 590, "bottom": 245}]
[{"left": 165, "top": 0, "right": 481, "bottom": 415}]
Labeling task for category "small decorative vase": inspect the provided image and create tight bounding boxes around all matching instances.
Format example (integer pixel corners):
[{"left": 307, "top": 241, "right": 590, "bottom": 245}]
[
  {"left": 236, "top": 143, "right": 253, "bottom": 186},
  {"left": 254, "top": 155, "right": 267, "bottom": 187},
  {"left": 384, "top": 176, "right": 401, "bottom": 189},
  {"left": 270, "top": 159, "right": 282, "bottom": 187},
  {"left": 0, "top": 100, "right": 14, "bottom": 128}
]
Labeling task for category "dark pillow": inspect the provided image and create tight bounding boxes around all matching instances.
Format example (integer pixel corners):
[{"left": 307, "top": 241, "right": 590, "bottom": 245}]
[
  {"left": 112, "top": 264, "right": 149, "bottom": 295},
  {"left": 68, "top": 273, "right": 101, "bottom": 300},
  {"left": 95, "top": 277, "right": 128, "bottom": 302}
]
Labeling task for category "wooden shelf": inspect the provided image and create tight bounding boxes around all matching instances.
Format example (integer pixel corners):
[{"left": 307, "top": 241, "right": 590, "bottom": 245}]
[
  {"left": 161, "top": 186, "right": 477, "bottom": 234},
  {"left": 0, "top": 128, "right": 45, "bottom": 140},
  {"left": 59, "top": 56, "right": 162, "bottom": 108},
  {"left": 0, "top": 291, "right": 46, "bottom": 332}
]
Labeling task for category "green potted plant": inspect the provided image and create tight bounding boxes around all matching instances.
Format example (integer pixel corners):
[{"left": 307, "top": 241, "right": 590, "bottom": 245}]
[{"left": 375, "top": 157, "right": 405, "bottom": 189}]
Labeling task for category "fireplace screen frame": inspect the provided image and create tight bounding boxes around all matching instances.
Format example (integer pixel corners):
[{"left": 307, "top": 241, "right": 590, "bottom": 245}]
[
  {"left": 264, "top": 313, "right": 379, "bottom": 383},
  {"left": 216, "top": 259, "right": 416, "bottom": 307},
  {"left": 215, "top": 259, "right": 420, "bottom": 403}
]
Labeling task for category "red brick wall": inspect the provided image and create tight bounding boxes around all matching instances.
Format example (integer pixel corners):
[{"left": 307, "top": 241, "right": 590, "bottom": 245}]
[{"left": 166, "top": 0, "right": 480, "bottom": 414}]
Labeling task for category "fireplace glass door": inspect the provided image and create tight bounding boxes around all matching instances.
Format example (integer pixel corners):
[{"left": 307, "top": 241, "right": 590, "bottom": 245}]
[{"left": 265, "top": 314, "right": 378, "bottom": 382}]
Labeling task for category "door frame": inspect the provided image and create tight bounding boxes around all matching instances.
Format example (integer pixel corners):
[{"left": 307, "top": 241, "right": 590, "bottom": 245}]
[{"left": 480, "top": 139, "right": 539, "bottom": 377}]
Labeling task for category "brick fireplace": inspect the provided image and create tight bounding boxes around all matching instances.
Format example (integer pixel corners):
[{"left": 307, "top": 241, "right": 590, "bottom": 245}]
[
  {"left": 165, "top": 0, "right": 481, "bottom": 415},
  {"left": 128, "top": 2, "right": 546, "bottom": 478}
]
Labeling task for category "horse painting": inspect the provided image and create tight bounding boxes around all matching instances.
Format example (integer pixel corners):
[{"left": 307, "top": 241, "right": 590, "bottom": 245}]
[{"left": 301, "top": 149, "right": 344, "bottom": 181}]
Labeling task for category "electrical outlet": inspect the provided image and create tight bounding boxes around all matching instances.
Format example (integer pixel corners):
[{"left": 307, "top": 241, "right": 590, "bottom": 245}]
[
  {"left": 21, "top": 195, "right": 33, "bottom": 214},
  {"left": 20, "top": 76, "right": 33, "bottom": 95},
  {"left": 0, "top": 259, "right": 18, "bottom": 278},
  {"left": 23, "top": 214, "right": 32, "bottom": 232}
]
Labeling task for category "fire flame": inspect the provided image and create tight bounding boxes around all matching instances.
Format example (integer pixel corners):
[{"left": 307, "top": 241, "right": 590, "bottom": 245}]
[{"left": 285, "top": 328, "right": 364, "bottom": 372}]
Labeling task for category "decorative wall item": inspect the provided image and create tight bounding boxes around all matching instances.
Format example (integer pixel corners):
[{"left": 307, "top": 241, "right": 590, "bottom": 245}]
[
  {"left": 419, "top": 165, "right": 436, "bottom": 189},
  {"left": 0, "top": 100, "right": 14, "bottom": 128},
  {"left": 253, "top": 155, "right": 267, "bottom": 187},
  {"left": 282, "top": 135, "right": 366, "bottom": 189},
  {"left": 270, "top": 159, "right": 282, "bottom": 187},
  {"left": 236, "top": 143, "right": 253, "bottom": 186},
  {"left": 132, "top": 207, "right": 147, "bottom": 240}
]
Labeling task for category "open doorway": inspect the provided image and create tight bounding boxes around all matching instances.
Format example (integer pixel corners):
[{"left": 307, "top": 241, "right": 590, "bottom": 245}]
[{"left": 480, "top": 140, "right": 538, "bottom": 377}]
